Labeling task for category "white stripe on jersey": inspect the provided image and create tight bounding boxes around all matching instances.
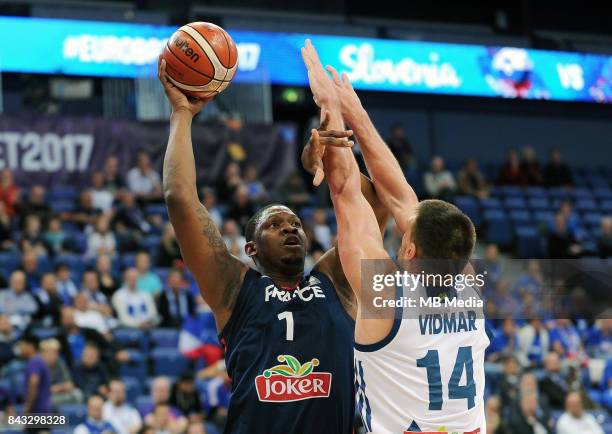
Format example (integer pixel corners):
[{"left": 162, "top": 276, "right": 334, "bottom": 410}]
[{"left": 354, "top": 284, "right": 490, "bottom": 434}]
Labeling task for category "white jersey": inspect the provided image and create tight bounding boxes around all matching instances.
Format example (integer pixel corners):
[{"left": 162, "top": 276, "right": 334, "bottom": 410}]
[{"left": 354, "top": 284, "right": 490, "bottom": 434}]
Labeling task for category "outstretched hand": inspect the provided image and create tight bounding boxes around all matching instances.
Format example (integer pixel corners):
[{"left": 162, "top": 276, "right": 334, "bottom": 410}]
[
  {"left": 324, "top": 65, "right": 364, "bottom": 120},
  {"left": 301, "top": 39, "right": 339, "bottom": 109},
  {"left": 157, "top": 56, "right": 213, "bottom": 117},
  {"left": 301, "top": 110, "right": 354, "bottom": 186}
]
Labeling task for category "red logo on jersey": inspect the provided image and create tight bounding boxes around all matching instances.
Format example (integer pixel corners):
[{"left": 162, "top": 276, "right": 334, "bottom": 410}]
[{"left": 255, "top": 355, "right": 332, "bottom": 402}]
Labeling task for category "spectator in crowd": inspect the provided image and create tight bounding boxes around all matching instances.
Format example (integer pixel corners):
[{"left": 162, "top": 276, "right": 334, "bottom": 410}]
[
  {"left": 102, "top": 379, "right": 142, "bottom": 434},
  {"left": 0, "top": 270, "right": 37, "bottom": 331},
  {"left": 497, "top": 149, "right": 527, "bottom": 186},
  {"left": 86, "top": 214, "right": 117, "bottom": 258},
  {"left": 386, "top": 122, "right": 414, "bottom": 170},
  {"left": 170, "top": 372, "right": 203, "bottom": 421},
  {"left": 507, "top": 391, "right": 551, "bottom": 434},
  {"left": 112, "top": 268, "right": 158, "bottom": 329},
  {"left": 19, "top": 333, "right": 53, "bottom": 415},
  {"left": 73, "top": 292, "right": 111, "bottom": 338},
  {"left": 200, "top": 187, "right": 222, "bottom": 228},
  {"left": 187, "top": 422, "right": 208, "bottom": 434},
  {"left": 548, "top": 213, "right": 582, "bottom": 258},
  {"left": 20, "top": 214, "right": 48, "bottom": 256},
  {"left": 0, "top": 201, "right": 14, "bottom": 251},
  {"left": 588, "top": 317, "right": 612, "bottom": 358},
  {"left": 243, "top": 165, "right": 268, "bottom": 204},
  {"left": 227, "top": 184, "right": 255, "bottom": 229},
  {"left": 96, "top": 254, "right": 119, "bottom": 298},
  {"left": 20, "top": 251, "right": 41, "bottom": 290},
  {"left": 487, "top": 318, "right": 518, "bottom": 362},
  {"left": 63, "top": 191, "right": 100, "bottom": 230},
  {"left": 74, "top": 394, "right": 117, "bottom": 434},
  {"left": 556, "top": 392, "right": 604, "bottom": 434},
  {"left": 90, "top": 171, "right": 115, "bottom": 213},
  {"left": 19, "top": 185, "right": 51, "bottom": 227},
  {"left": 538, "top": 352, "right": 569, "bottom": 410},
  {"left": 423, "top": 156, "right": 457, "bottom": 201},
  {"left": 113, "top": 192, "right": 152, "bottom": 248},
  {"left": 520, "top": 146, "right": 543, "bottom": 186},
  {"left": 482, "top": 243, "right": 502, "bottom": 285},
  {"left": 40, "top": 338, "right": 82, "bottom": 407},
  {"left": 513, "top": 259, "right": 543, "bottom": 297},
  {"left": 127, "top": 152, "right": 162, "bottom": 202},
  {"left": 499, "top": 355, "right": 522, "bottom": 409},
  {"left": 597, "top": 216, "right": 612, "bottom": 258},
  {"left": 274, "top": 170, "right": 311, "bottom": 211},
  {"left": 43, "top": 216, "right": 67, "bottom": 257},
  {"left": 157, "top": 223, "right": 182, "bottom": 268},
  {"left": 157, "top": 269, "right": 195, "bottom": 328},
  {"left": 143, "top": 377, "right": 188, "bottom": 431},
  {"left": 550, "top": 319, "right": 585, "bottom": 360},
  {"left": 485, "top": 395, "right": 511, "bottom": 434},
  {"left": 221, "top": 219, "right": 249, "bottom": 264},
  {"left": 72, "top": 342, "right": 109, "bottom": 398},
  {"left": 517, "top": 319, "right": 550, "bottom": 368},
  {"left": 543, "top": 148, "right": 573, "bottom": 187},
  {"left": 0, "top": 168, "right": 19, "bottom": 217},
  {"left": 56, "top": 262, "right": 79, "bottom": 305},
  {"left": 312, "top": 208, "right": 332, "bottom": 250},
  {"left": 103, "top": 156, "right": 125, "bottom": 192},
  {"left": 136, "top": 252, "right": 163, "bottom": 296},
  {"left": 0, "top": 314, "right": 16, "bottom": 365},
  {"left": 147, "top": 403, "right": 186, "bottom": 434},
  {"left": 557, "top": 200, "right": 584, "bottom": 240},
  {"left": 81, "top": 271, "right": 113, "bottom": 318},
  {"left": 458, "top": 158, "right": 489, "bottom": 199},
  {"left": 216, "top": 162, "right": 243, "bottom": 201},
  {"left": 33, "top": 272, "right": 63, "bottom": 328}
]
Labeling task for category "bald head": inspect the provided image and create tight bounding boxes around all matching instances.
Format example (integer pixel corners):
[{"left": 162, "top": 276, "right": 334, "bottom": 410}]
[{"left": 565, "top": 392, "right": 583, "bottom": 418}]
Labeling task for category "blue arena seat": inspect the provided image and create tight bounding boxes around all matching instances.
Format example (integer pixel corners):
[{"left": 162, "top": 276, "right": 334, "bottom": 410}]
[
  {"left": 119, "top": 350, "right": 148, "bottom": 382},
  {"left": 54, "top": 254, "right": 86, "bottom": 274},
  {"left": 49, "top": 185, "right": 77, "bottom": 201},
  {"left": 503, "top": 197, "right": 527, "bottom": 209},
  {"left": 152, "top": 348, "right": 189, "bottom": 377},
  {"left": 527, "top": 197, "right": 549, "bottom": 210},
  {"left": 113, "top": 328, "right": 149, "bottom": 352},
  {"left": 483, "top": 211, "right": 513, "bottom": 248},
  {"left": 454, "top": 196, "right": 481, "bottom": 228},
  {"left": 601, "top": 200, "right": 612, "bottom": 213},
  {"left": 121, "top": 254, "right": 137, "bottom": 269},
  {"left": 515, "top": 226, "right": 543, "bottom": 258},
  {"left": 548, "top": 187, "right": 572, "bottom": 200},
  {"left": 576, "top": 199, "right": 598, "bottom": 212},
  {"left": 150, "top": 328, "right": 180, "bottom": 349},
  {"left": 500, "top": 186, "right": 523, "bottom": 197},
  {"left": 582, "top": 212, "right": 603, "bottom": 228},
  {"left": 509, "top": 210, "right": 532, "bottom": 224},
  {"left": 136, "top": 395, "right": 153, "bottom": 416},
  {"left": 525, "top": 186, "right": 547, "bottom": 197},
  {"left": 480, "top": 198, "right": 502, "bottom": 209},
  {"left": 57, "top": 403, "right": 87, "bottom": 426},
  {"left": 593, "top": 188, "right": 612, "bottom": 200},
  {"left": 50, "top": 200, "right": 76, "bottom": 213},
  {"left": 145, "top": 204, "right": 169, "bottom": 220},
  {"left": 31, "top": 327, "right": 59, "bottom": 341},
  {"left": 122, "top": 376, "right": 144, "bottom": 404}
]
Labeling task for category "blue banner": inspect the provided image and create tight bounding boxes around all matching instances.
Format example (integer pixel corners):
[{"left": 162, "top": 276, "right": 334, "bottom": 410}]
[{"left": 0, "top": 16, "right": 611, "bottom": 103}]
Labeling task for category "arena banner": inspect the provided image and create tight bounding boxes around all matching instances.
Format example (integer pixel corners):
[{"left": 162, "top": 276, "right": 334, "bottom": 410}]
[
  {"left": 0, "top": 116, "right": 297, "bottom": 189},
  {"left": 0, "top": 16, "right": 611, "bottom": 103}
]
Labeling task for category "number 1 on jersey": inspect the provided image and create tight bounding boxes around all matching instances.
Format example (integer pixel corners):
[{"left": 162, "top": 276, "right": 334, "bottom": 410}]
[
  {"left": 416, "top": 346, "right": 476, "bottom": 411},
  {"left": 277, "top": 311, "right": 294, "bottom": 341}
]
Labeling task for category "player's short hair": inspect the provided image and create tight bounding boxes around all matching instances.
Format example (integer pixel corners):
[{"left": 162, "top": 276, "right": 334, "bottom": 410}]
[
  {"left": 245, "top": 204, "right": 287, "bottom": 242},
  {"left": 412, "top": 199, "right": 475, "bottom": 266}
]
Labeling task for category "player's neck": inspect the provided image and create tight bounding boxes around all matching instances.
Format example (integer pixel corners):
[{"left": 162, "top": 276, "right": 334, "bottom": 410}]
[{"left": 261, "top": 268, "right": 304, "bottom": 288}]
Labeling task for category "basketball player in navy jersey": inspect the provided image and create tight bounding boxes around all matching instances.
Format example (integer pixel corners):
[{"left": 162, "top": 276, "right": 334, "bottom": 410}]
[{"left": 157, "top": 57, "right": 389, "bottom": 433}]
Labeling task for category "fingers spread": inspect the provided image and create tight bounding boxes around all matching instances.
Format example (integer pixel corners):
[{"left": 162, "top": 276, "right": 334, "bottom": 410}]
[{"left": 318, "top": 129, "right": 353, "bottom": 138}]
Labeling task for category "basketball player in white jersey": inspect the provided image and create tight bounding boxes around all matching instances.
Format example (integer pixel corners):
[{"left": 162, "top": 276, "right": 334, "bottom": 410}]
[{"left": 301, "top": 40, "right": 491, "bottom": 434}]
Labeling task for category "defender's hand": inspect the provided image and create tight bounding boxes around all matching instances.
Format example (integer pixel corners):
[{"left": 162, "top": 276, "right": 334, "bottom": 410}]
[
  {"left": 158, "top": 56, "right": 213, "bottom": 117},
  {"left": 301, "top": 39, "right": 339, "bottom": 110},
  {"left": 301, "top": 110, "right": 353, "bottom": 186},
  {"left": 325, "top": 65, "right": 364, "bottom": 120}
]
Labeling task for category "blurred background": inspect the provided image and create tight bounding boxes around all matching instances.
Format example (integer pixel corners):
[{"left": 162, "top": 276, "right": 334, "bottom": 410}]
[{"left": 0, "top": 0, "right": 611, "bottom": 433}]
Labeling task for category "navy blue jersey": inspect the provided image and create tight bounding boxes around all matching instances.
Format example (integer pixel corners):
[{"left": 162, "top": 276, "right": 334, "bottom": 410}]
[{"left": 219, "top": 268, "right": 355, "bottom": 434}]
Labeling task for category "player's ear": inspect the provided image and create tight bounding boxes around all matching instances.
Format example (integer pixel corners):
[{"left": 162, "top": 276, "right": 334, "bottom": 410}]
[
  {"left": 406, "top": 242, "right": 417, "bottom": 260},
  {"left": 245, "top": 241, "right": 257, "bottom": 257}
]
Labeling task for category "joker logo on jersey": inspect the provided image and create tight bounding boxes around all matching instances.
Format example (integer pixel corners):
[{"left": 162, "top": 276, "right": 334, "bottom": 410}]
[{"left": 255, "top": 355, "right": 332, "bottom": 402}]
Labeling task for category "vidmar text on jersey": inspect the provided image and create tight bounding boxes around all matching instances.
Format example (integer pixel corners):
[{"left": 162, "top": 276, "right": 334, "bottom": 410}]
[{"left": 372, "top": 295, "right": 484, "bottom": 309}]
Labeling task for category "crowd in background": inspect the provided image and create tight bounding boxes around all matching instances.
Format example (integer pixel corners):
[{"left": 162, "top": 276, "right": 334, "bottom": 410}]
[{"left": 0, "top": 123, "right": 610, "bottom": 434}]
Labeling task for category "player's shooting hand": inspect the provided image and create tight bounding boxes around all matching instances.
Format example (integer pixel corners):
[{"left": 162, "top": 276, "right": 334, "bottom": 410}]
[
  {"left": 158, "top": 56, "right": 213, "bottom": 117},
  {"left": 301, "top": 110, "right": 353, "bottom": 186},
  {"left": 325, "top": 65, "right": 364, "bottom": 120},
  {"left": 301, "top": 39, "right": 339, "bottom": 109}
]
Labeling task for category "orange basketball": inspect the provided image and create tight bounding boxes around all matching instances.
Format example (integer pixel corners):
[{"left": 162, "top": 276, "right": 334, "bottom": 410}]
[{"left": 162, "top": 22, "right": 238, "bottom": 98}]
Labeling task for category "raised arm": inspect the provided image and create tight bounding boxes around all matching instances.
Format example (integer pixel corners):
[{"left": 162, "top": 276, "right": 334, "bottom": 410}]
[
  {"left": 326, "top": 67, "right": 418, "bottom": 233},
  {"left": 158, "top": 58, "right": 247, "bottom": 329}
]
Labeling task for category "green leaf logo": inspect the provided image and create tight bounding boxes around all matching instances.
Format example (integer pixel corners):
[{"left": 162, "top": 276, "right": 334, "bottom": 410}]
[
  {"left": 282, "top": 355, "right": 301, "bottom": 374},
  {"left": 264, "top": 356, "right": 320, "bottom": 378}
]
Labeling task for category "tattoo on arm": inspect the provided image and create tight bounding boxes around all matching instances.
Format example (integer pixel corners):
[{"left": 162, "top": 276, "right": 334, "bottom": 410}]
[{"left": 195, "top": 206, "right": 242, "bottom": 309}]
